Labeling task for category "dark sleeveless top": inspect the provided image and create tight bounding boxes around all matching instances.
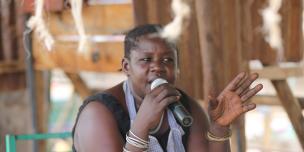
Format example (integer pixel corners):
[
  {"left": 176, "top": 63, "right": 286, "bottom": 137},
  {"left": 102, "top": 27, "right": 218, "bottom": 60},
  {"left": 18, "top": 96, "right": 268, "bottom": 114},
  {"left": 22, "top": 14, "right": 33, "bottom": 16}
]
[{"left": 72, "top": 90, "right": 191, "bottom": 152}]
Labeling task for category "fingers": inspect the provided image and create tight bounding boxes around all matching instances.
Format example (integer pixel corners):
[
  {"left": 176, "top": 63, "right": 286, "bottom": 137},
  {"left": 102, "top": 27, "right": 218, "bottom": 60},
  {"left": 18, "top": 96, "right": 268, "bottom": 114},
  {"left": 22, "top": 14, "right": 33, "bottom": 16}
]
[
  {"left": 240, "top": 84, "right": 263, "bottom": 102},
  {"left": 225, "top": 72, "right": 247, "bottom": 91},
  {"left": 146, "top": 84, "right": 180, "bottom": 109},
  {"left": 208, "top": 95, "right": 219, "bottom": 110},
  {"left": 242, "top": 103, "right": 256, "bottom": 113},
  {"left": 159, "top": 96, "right": 180, "bottom": 108},
  {"left": 150, "top": 83, "right": 179, "bottom": 96},
  {"left": 235, "top": 73, "right": 259, "bottom": 95}
]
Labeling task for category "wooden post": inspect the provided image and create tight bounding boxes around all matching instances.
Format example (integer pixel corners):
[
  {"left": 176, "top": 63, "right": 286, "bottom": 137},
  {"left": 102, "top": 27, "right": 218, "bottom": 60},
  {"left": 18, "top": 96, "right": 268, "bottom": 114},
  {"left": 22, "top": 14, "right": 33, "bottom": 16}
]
[
  {"left": 271, "top": 80, "right": 304, "bottom": 149},
  {"left": 0, "top": 0, "right": 18, "bottom": 61},
  {"left": 132, "top": 0, "right": 148, "bottom": 25},
  {"left": 65, "top": 72, "right": 91, "bottom": 99},
  {"left": 177, "top": 0, "right": 204, "bottom": 99},
  {"left": 34, "top": 70, "right": 50, "bottom": 152},
  {"left": 132, "top": 0, "right": 171, "bottom": 25},
  {"left": 195, "top": 0, "right": 248, "bottom": 151},
  {"left": 0, "top": 0, "right": 3, "bottom": 59}
]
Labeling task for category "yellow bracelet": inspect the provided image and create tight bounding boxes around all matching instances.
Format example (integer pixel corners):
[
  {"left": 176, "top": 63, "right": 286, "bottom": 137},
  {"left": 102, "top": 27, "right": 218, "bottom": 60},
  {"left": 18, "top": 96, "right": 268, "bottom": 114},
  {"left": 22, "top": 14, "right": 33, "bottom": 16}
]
[{"left": 206, "top": 130, "right": 232, "bottom": 142}]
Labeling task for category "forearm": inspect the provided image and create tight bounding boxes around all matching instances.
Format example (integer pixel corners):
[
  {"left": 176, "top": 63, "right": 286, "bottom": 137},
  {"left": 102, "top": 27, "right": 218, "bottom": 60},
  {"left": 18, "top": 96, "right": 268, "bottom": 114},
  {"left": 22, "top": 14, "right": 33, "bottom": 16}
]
[{"left": 207, "top": 123, "right": 231, "bottom": 152}]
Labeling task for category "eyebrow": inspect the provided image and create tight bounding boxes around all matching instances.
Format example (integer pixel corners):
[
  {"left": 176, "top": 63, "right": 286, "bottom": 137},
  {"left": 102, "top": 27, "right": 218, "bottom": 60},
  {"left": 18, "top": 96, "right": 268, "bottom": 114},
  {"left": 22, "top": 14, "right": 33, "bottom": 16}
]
[{"left": 133, "top": 49, "right": 175, "bottom": 55}]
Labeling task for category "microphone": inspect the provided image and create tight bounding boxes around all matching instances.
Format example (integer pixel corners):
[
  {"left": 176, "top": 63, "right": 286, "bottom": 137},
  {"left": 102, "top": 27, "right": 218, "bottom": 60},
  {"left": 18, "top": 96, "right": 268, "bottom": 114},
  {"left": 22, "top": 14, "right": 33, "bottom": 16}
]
[{"left": 151, "top": 78, "right": 193, "bottom": 127}]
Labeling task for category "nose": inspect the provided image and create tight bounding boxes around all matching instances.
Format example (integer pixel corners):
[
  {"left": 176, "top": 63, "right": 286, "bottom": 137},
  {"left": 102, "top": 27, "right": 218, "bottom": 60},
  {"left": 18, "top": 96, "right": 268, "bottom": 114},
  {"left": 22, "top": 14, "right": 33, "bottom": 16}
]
[{"left": 150, "top": 60, "right": 165, "bottom": 76}]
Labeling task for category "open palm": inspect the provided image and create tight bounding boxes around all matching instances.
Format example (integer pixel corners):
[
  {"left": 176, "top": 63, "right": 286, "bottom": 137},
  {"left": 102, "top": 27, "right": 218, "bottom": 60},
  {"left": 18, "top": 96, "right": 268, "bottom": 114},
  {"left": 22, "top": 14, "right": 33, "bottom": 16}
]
[{"left": 208, "top": 72, "right": 263, "bottom": 126}]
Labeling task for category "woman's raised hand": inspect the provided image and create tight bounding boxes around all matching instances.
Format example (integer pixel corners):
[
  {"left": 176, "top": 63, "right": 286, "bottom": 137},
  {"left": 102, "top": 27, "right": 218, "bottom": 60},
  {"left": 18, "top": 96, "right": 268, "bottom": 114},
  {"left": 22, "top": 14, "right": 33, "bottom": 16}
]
[{"left": 208, "top": 72, "right": 263, "bottom": 126}]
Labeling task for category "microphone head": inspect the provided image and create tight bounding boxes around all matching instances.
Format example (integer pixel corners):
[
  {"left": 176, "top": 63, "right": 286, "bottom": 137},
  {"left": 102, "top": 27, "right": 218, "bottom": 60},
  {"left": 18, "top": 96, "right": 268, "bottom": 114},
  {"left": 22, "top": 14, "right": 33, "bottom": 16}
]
[{"left": 151, "top": 78, "right": 168, "bottom": 90}]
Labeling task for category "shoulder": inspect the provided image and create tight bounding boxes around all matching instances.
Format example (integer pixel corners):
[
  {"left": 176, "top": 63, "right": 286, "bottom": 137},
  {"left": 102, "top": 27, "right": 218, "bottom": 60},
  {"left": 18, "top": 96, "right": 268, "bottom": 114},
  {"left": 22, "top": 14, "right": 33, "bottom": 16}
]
[{"left": 73, "top": 82, "right": 127, "bottom": 151}]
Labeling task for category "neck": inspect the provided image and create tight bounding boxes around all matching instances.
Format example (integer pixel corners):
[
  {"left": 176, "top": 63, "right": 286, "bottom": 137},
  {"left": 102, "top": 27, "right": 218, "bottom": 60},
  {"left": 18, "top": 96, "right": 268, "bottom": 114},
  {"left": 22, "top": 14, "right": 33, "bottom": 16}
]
[{"left": 127, "top": 79, "right": 144, "bottom": 109}]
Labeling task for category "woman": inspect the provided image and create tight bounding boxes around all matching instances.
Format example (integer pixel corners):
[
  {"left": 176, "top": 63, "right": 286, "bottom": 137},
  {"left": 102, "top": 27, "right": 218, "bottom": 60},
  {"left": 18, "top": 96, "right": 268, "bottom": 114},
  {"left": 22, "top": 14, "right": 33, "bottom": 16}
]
[{"left": 72, "top": 24, "right": 263, "bottom": 152}]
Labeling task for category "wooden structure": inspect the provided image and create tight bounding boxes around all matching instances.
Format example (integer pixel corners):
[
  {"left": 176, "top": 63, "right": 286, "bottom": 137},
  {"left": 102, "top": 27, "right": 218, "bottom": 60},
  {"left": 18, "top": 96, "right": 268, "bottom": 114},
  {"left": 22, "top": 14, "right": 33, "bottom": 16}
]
[
  {"left": 0, "top": 0, "right": 31, "bottom": 151},
  {"left": 195, "top": 0, "right": 304, "bottom": 151},
  {"left": 1, "top": 0, "right": 304, "bottom": 151}
]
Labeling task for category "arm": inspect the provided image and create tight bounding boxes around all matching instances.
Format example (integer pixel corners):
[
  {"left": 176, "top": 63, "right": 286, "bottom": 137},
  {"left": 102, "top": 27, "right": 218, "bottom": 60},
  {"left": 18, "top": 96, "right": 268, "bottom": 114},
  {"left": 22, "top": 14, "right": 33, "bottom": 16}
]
[
  {"left": 186, "top": 97, "right": 231, "bottom": 152},
  {"left": 74, "top": 101, "right": 124, "bottom": 152}
]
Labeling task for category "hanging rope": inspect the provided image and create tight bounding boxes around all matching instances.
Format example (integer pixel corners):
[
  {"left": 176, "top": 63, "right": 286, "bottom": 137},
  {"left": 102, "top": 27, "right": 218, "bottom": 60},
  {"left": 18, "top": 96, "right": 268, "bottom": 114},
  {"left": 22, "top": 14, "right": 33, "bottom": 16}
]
[
  {"left": 70, "top": 0, "right": 91, "bottom": 54},
  {"left": 161, "top": 0, "right": 191, "bottom": 42},
  {"left": 27, "top": 0, "right": 55, "bottom": 51},
  {"left": 260, "top": 0, "right": 284, "bottom": 61}
]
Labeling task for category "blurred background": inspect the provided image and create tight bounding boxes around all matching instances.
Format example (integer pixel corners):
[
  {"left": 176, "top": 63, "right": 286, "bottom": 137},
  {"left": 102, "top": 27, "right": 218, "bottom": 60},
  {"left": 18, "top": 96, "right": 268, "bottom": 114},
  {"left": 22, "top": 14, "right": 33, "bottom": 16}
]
[{"left": 0, "top": 0, "right": 303, "bottom": 151}]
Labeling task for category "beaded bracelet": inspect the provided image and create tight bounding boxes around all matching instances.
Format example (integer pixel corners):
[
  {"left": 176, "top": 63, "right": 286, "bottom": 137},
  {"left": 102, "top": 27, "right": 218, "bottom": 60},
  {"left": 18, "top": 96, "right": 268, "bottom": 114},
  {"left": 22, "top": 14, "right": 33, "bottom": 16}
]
[{"left": 206, "top": 129, "right": 232, "bottom": 142}]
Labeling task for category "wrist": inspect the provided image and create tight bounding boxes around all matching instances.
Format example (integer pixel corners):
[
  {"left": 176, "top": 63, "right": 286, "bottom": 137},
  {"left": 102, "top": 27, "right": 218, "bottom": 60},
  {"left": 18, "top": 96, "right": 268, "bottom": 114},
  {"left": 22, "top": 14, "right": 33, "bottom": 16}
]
[
  {"left": 209, "top": 122, "right": 230, "bottom": 137},
  {"left": 130, "top": 120, "right": 150, "bottom": 140}
]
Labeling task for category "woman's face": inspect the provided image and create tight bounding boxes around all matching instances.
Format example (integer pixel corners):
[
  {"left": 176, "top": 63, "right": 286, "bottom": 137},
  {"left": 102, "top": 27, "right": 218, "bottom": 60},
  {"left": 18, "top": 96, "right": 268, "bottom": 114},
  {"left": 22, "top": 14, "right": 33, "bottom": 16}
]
[{"left": 122, "top": 36, "right": 178, "bottom": 100}]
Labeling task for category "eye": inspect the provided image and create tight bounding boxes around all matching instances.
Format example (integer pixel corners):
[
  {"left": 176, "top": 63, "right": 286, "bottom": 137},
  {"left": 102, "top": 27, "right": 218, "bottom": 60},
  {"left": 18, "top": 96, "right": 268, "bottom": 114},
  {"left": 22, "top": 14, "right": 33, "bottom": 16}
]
[
  {"left": 162, "top": 57, "right": 174, "bottom": 64},
  {"left": 140, "top": 57, "right": 151, "bottom": 62}
]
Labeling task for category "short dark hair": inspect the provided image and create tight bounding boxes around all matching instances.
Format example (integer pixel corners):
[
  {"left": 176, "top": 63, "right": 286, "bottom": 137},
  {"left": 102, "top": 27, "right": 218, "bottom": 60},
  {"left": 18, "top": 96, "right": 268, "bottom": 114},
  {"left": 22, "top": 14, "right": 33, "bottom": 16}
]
[{"left": 124, "top": 24, "right": 177, "bottom": 59}]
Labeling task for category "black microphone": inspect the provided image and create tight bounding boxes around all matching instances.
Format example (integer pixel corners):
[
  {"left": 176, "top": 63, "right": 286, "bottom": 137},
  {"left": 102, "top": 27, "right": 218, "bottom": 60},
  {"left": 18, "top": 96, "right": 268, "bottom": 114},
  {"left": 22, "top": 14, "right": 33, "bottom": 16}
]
[{"left": 151, "top": 78, "right": 193, "bottom": 127}]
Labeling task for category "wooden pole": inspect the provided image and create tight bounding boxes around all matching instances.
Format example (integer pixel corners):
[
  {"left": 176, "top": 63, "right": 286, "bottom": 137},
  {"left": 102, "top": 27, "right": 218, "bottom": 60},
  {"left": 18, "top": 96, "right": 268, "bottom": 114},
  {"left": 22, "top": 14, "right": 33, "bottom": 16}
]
[
  {"left": 177, "top": 0, "right": 204, "bottom": 99},
  {"left": 132, "top": 0, "right": 148, "bottom": 25},
  {"left": 65, "top": 72, "right": 91, "bottom": 99},
  {"left": 0, "top": 0, "right": 18, "bottom": 61},
  {"left": 34, "top": 70, "right": 50, "bottom": 152},
  {"left": 271, "top": 80, "right": 304, "bottom": 149},
  {"left": 0, "top": 0, "right": 3, "bottom": 59},
  {"left": 195, "top": 0, "right": 248, "bottom": 151}
]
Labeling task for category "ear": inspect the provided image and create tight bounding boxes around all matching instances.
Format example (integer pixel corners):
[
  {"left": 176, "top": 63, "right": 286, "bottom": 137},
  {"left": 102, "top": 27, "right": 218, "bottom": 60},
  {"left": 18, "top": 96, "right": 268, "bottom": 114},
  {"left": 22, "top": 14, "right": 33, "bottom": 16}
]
[{"left": 122, "top": 58, "right": 130, "bottom": 76}]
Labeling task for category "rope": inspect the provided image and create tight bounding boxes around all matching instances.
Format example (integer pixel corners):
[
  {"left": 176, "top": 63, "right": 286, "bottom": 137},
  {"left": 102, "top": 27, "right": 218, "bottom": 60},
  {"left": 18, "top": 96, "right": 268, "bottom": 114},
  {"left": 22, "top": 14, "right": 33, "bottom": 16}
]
[
  {"left": 260, "top": 0, "right": 284, "bottom": 62},
  {"left": 70, "top": 0, "right": 91, "bottom": 54},
  {"left": 161, "top": 0, "right": 191, "bottom": 42},
  {"left": 27, "top": 0, "right": 55, "bottom": 51}
]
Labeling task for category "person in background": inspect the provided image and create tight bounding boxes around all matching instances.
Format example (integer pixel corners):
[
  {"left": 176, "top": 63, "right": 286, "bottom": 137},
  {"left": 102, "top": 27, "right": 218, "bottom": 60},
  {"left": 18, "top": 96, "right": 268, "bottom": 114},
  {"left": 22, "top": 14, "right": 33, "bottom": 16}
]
[{"left": 72, "top": 24, "right": 263, "bottom": 152}]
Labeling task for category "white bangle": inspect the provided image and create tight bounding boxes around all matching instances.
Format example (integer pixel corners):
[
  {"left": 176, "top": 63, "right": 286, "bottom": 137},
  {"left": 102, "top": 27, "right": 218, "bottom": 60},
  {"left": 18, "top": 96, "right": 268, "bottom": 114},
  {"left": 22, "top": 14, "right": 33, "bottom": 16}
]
[
  {"left": 206, "top": 130, "right": 231, "bottom": 142},
  {"left": 129, "top": 130, "right": 149, "bottom": 144},
  {"left": 126, "top": 131, "right": 149, "bottom": 149},
  {"left": 123, "top": 147, "right": 132, "bottom": 152},
  {"left": 149, "top": 113, "right": 164, "bottom": 134}
]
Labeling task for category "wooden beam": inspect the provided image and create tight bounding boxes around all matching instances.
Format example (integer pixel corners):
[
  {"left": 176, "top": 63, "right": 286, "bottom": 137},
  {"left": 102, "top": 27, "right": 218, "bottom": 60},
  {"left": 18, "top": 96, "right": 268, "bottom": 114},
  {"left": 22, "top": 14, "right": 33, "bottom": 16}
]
[
  {"left": 271, "top": 80, "right": 304, "bottom": 149},
  {"left": 195, "top": 0, "right": 247, "bottom": 151},
  {"left": 252, "top": 95, "right": 304, "bottom": 108},
  {"left": 0, "top": 62, "right": 25, "bottom": 74},
  {"left": 65, "top": 72, "right": 91, "bottom": 99},
  {"left": 22, "top": 0, "right": 64, "bottom": 13},
  {"left": 251, "top": 66, "right": 303, "bottom": 80},
  {"left": 33, "top": 40, "right": 124, "bottom": 73},
  {"left": 46, "top": 4, "right": 134, "bottom": 35}
]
